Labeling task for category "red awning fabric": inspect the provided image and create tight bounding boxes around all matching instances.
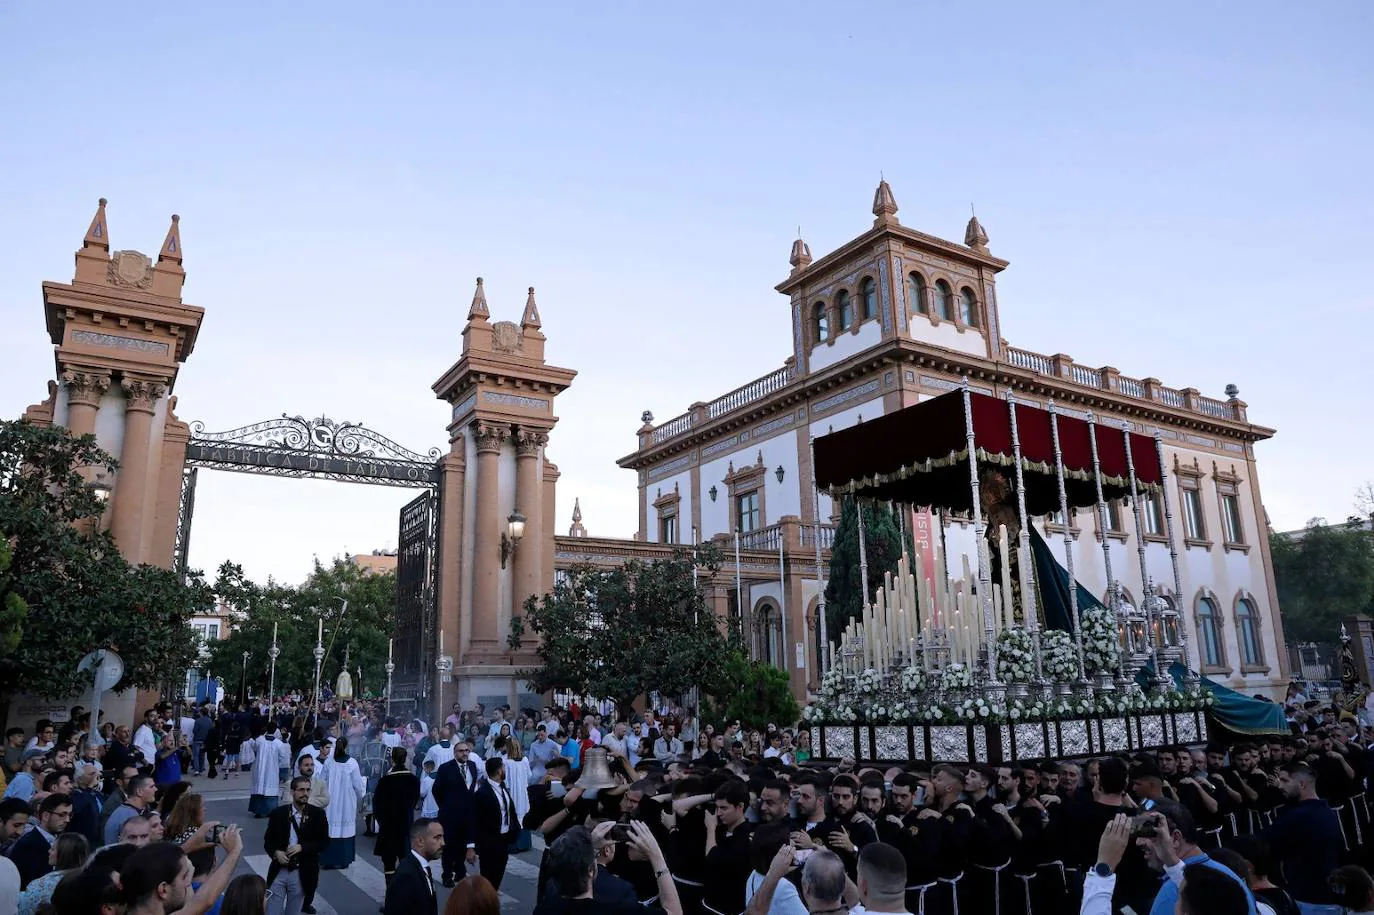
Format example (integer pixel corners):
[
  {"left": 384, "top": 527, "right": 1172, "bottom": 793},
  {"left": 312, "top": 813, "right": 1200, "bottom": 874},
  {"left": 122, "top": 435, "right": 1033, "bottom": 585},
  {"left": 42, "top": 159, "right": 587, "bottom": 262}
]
[{"left": 813, "top": 389, "right": 1162, "bottom": 515}]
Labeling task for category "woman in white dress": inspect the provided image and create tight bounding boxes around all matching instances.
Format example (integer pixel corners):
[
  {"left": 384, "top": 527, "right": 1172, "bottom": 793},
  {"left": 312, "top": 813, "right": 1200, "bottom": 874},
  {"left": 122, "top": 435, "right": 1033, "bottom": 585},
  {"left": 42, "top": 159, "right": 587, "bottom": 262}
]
[
  {"left": 318, "top": 735, "right": 366, "bottom": 869},
  {"left": 248, "top": 726, "right": 292, "bottom": 817}
]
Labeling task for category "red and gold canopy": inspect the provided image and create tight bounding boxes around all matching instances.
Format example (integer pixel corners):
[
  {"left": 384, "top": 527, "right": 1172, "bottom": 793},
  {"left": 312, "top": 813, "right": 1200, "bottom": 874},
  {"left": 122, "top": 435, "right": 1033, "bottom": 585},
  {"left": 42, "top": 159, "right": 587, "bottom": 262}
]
[{"left": 813, "top": 389, "right": 1162, "bottom": 515}]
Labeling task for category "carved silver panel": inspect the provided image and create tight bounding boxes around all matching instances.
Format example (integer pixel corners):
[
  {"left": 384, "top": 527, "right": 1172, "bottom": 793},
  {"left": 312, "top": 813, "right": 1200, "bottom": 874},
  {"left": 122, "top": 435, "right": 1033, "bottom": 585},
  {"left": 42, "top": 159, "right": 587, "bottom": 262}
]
[
  {"left": 973, "top": 728, "right": 988, "bottom": 762},
  {"left": 824, "top": 727, "right": 855, "bottom": 760},
  {"left": 1140, "top": 715, "right": 1165, "bottom": 747},
  {"left": 1000, "top": 726, "right": 1012, "bottom": 756},
  {"left": 1015, "top": 724, "right": 1046, "bottom": 759},
  {"left": 1103, "top": 718, "right": 1129, "bottom": 752},
  {"left": 1198, "top": 715, "right": 1209, "bottom": 742},
  {"left": 1175, "top": 713, "right": 1197, "bottom": 743},
  {"left": 1059, "top": 720, "right": 1090, "bottom": 756},
  {"left": 930, "top": 726, "right": 968, "bottom": 762},
  {"left": 875, "top": 727, "right": 907, "bottom": 761}
]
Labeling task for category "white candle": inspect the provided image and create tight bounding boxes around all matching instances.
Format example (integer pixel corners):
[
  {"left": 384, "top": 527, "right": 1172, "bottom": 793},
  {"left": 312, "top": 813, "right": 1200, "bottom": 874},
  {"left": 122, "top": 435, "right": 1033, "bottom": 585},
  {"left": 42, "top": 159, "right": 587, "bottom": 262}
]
[
  {"left": 317, "top": 618, "right": 323, "bottom": 644},
  {"left": 273, "top": 621, "right": 278, "bottom": 645},
  {"left": 388, "top": 637, "right": 393, "bottom": 662}
]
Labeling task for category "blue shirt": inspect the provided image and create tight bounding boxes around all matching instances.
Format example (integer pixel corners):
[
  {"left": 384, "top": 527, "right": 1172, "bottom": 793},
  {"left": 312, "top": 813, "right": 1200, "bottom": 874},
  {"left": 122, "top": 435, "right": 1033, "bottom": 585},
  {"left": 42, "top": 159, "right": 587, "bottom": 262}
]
[
  {"left": 1149, "top": 853, "right": 1258, "bottom": 915},
  {"left": 559, "top": 740, "right": 581, "bottom": 767},
  {"left": 2, "top": 773, "right": 33, "bottom": 801},
  {"left": 528, "top": 738, "right": 560, "bottom": 779}
]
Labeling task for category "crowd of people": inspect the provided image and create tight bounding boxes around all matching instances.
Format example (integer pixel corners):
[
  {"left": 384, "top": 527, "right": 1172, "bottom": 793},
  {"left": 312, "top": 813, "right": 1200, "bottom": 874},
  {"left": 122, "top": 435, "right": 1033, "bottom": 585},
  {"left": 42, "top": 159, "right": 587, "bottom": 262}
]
[{"left": 5, "top": 686, "right": 1374, "bottom": 915}]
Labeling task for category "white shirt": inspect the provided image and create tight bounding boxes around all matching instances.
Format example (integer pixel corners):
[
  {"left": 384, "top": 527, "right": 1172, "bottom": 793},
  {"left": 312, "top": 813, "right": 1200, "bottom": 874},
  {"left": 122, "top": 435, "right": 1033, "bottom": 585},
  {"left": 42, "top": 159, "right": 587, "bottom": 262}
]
[
  {"left": 744, "top": 870, "right": 808, "bottom": 915},
  {"left": 543, "top": 718, "right": 561, "bottom": 737},
  {"left": 411, "top": 849, "right": 436, "bottom": 895},
  {"left": 132, "top": 725, "right": 157, "bottom": 763},
  {"left": 381, "top": 732, "right": 401, "bottom": 749},
  {"left": 487, "top": 777, "right": 512, "bottom": 833},
  {"left": 601, "top": 734, "right": 630, "bottom": 759}
]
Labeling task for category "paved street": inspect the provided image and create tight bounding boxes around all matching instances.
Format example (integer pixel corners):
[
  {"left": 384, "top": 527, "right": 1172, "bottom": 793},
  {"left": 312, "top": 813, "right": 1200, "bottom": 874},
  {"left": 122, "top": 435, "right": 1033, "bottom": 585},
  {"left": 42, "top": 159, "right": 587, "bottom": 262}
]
[{"left": 196, "top": 775, "right": 543, "bottom": 915}]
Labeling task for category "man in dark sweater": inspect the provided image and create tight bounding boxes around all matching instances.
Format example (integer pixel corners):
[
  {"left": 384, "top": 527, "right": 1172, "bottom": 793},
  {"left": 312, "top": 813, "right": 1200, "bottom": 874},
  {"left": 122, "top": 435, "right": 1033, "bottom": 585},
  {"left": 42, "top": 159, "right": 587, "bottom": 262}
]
[{"left": 1262, "top": 761, "right": 1343, "bottom": 907}]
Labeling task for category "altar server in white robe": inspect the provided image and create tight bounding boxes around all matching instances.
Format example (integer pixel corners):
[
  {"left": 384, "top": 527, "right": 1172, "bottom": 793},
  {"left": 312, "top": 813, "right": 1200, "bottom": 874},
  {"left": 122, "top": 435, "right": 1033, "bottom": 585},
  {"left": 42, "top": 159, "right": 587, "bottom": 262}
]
[
  {"left": 419, "top": 759, "right": 439, "bottom": 818},
  {"left": 248, "top": 725, "right": 293, "bottom": 817},
  {"left": 318, "top": 735, "right": 367, "bottom": 869}
]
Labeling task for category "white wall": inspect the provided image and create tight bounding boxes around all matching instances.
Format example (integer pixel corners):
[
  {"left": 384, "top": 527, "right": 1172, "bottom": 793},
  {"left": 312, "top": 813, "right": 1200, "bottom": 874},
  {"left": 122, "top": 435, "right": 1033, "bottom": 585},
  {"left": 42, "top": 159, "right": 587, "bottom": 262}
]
[
  {"left": 907, "top": 317, "right": 987, "bottom": 358},
  {"left": 646, "top": 468, "right": 693, "bottom": 543},
  {"left": 809, "top": 322, "right": 882, "bottom": 373}
]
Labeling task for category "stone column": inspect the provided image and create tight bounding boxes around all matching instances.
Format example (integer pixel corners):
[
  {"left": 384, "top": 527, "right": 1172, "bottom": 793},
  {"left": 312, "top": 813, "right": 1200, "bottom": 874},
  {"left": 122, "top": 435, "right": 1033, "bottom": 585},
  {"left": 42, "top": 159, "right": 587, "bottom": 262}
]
[
  {"left": 513, "top": 430, "right": 548, "bottom": 615},
  {"left": 435, "top": 443, "right": 466, "bottom": 719},
  {"left": 110, "top": 375, "right": 166, "bottom": 563},
  {"left": 469, "top": 422, "right": 510, "bottom": 652},
  {"left": 61, "top": 367, "right": 110, "bottom": 440}
]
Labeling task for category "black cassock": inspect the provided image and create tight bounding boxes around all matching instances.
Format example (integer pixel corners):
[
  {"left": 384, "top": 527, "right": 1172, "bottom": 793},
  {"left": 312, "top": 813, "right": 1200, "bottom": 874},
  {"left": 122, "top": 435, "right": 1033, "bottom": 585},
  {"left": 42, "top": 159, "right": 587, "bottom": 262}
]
[{"left": 372, "top": 766, "right": 421, "bottom": 875}]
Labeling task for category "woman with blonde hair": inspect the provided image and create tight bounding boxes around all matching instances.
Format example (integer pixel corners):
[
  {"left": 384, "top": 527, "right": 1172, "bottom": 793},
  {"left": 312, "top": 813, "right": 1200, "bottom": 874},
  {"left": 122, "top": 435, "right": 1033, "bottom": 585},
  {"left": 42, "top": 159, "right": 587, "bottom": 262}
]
[{"left": 503, "top": 737, "right": 532, "bottom": 852}]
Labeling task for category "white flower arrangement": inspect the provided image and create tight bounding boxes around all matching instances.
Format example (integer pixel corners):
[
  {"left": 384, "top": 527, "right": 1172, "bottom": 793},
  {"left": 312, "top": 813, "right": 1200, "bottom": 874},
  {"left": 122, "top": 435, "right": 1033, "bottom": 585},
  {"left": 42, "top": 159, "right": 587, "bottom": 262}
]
[
  {"left": 1042, "top": 630, "right": 1080, "bottom": 683},
  {"left": 899, "top": 665, "right": 927, "bottom": 694},
  {"left": 996, "top": 629, "right": 1036, "bottom": 683},
  {"left": 938, "top": 662, "right": 973, "bottom": 692},
  {"left": 1080, "top": 606, "right": 1121, "bottom": 675}
]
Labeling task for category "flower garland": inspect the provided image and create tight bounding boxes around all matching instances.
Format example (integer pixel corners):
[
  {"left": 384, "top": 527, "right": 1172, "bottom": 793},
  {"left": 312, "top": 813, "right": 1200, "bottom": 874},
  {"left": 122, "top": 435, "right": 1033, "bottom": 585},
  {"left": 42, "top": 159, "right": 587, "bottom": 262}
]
[
  {"left": 996, "top": 629, "right": 1036, "bottom": 683},
  {"left": 938, "top": 662, "right": 973, "bottom": 692},
  {"left": 899, "top": 665, "right": 926, "bottom": 694}
]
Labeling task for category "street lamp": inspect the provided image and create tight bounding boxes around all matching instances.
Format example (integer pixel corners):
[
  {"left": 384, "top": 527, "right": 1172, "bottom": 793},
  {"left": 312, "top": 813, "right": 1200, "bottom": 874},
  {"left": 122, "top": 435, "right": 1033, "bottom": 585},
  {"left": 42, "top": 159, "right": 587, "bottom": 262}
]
[
  {"left": 500, "top": 511, "right": 526, "bottom": 568},
  {"left": 775, "top": 466, "right": 785, "bottom": 484},
  {"left": 91, "top": 474, "right": 113, "bottom": 503},
  {"left": 311, "top": 617, "right": 326, "bottom": 713},
  {"left": 384, "top": 638, "right": 395, "bottom": 721},
  {"left": 240, "top": 651, "right": 249, "bottom": 702}
]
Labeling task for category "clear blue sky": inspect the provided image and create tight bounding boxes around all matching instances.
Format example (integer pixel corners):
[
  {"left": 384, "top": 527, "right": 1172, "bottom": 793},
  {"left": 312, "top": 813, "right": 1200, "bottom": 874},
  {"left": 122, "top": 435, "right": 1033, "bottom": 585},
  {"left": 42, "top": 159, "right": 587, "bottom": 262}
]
[{"left": 2, "top": 3, "right": 1370, "bottom": 584}]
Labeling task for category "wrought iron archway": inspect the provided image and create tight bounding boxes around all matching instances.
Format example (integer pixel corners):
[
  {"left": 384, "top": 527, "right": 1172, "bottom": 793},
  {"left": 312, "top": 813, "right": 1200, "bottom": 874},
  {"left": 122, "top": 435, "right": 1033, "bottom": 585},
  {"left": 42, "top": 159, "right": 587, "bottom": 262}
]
[{"left": 176, "top": 414, "right": 443, "bottom": 704}]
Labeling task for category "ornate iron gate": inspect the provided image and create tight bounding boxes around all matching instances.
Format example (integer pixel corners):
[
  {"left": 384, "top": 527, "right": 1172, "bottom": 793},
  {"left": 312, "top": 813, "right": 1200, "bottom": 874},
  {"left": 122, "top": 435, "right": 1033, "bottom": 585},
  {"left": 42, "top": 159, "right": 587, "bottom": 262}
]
[{"left": 394, "top": 489, "right": 440, "bottom": 703}]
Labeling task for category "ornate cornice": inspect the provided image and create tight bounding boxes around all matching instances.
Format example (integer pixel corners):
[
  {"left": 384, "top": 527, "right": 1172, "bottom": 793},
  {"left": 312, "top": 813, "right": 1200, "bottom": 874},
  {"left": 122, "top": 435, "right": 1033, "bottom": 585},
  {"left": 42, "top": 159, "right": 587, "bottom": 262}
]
[
  {"left": 61, "top": 367, "right": 112, "bottom": 408},
  {"left": 121, "top": 375, "right": 167, "bottom": 413},
  {"left": 474, "top": 422, "right": 511, "bottom": 454},
  {"left": 515, "top": 429, "right": 548, "bottom": 458}
]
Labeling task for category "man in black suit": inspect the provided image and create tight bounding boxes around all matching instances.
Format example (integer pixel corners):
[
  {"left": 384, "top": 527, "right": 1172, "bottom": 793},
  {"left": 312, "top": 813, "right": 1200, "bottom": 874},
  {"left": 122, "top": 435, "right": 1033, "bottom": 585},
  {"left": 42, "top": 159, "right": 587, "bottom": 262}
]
[
  {"left": 383, "top": 817, "right": 445, "bottom": 915},
  {"left": 265, "top": 776, "right": 330, "bottom": 915},
  {"left": 431, "top": 740, "right": 479, "bottom": 887},
  {"left": 10, "top": 792, "right": 71, "bottom": 888},
  {"left": 473, "top": 756, "right": 520, "bottom": 891}
]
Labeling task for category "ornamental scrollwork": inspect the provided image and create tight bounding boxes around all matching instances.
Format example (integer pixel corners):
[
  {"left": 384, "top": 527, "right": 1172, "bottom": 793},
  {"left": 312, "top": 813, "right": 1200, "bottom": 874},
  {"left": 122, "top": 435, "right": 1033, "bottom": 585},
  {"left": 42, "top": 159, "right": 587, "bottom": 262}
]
[{"left": 188, "top": 414, "right": 442, "bottom": 463}]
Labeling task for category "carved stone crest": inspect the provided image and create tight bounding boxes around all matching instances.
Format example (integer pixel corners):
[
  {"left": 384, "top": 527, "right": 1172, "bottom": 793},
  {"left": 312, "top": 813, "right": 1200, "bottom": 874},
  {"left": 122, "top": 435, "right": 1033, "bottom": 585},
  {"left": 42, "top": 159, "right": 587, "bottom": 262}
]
[
  {"left": 108, "top": 250, "right": 153, "bottom": 289},
  {"left": 491, "top": 321, "right": 522, "bottom": 354}
]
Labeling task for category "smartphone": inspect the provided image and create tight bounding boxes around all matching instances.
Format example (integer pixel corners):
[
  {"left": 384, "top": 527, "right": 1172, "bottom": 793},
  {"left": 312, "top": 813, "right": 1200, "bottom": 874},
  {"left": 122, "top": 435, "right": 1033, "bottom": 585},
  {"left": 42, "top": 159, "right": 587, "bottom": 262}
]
[
  {"left": 210, "top": 824, "right": 226, "bottom": 845},
  {"left": 608, "top": 823, "right": 633, "bottom": 843}
]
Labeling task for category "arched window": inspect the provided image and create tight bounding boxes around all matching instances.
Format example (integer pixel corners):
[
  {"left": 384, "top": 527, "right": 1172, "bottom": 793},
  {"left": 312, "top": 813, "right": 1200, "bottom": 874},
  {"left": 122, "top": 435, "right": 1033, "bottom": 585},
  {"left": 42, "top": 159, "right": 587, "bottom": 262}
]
[
  {"left": 1236, "top": 598, "right": 1262, "bottom": 667},
  {"left": 1196, "top": 596, "right": 1223, "bottom": 668},
  {"left": 811, "top": 302, "right": 829, "bottom": 342},
  {"left": 836, "top": 290, "right": 853, "bottom": 331},
  {"left": 935, "top": 280, "right": 953, "bottom": 320},
  {"left": 860, "top": 277, "right": 877, "bottom": 321},
  {"left": 959, "top": 287, "right": 979, "bottom": 326},
  {"left": 908, "top": 273, "right": 927, "bottom": 314}
]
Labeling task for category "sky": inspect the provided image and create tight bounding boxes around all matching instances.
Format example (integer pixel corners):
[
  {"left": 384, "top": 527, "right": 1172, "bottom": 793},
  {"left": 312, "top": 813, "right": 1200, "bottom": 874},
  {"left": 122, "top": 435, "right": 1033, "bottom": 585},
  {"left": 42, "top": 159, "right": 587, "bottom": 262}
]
[{"left": 1, "top": 3, "right": 1370, "bottom": 585}]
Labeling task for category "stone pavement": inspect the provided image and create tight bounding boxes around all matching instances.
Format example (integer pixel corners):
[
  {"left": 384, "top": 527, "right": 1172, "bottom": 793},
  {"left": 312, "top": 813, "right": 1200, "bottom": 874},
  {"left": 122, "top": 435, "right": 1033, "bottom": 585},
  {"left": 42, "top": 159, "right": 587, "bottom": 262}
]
[{"left": 197, "top": 773, "right": 543, "bottom": 915}]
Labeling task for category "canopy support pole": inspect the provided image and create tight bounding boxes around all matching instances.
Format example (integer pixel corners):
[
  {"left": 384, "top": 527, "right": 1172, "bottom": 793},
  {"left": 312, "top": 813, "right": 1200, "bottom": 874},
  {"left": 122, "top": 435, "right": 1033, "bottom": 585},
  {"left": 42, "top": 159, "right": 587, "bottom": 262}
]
[
  {"left": 809, "top": 436, "right": 829, "bottom": 677},
  {"left": 1048, "top": 399, "right": 1088, "bottom": 687},
  {"left": 856, "top": 496, "right": 871, "bottom": 613},
  {"left": 1154, "top": 433, "right": 1199, "bottom": 688},
  {"left": 1124, "top": 424, "right": 1169, "bottom": 689},
  {"left": 961, "top": 378, "right": 1001, "bottom": 693},
  {"left": 1086, "top": 412, "right": 1122, "bottom": 691},
  {"left": 1006, "top": 391, "right": 1045, "bottom": 689}
]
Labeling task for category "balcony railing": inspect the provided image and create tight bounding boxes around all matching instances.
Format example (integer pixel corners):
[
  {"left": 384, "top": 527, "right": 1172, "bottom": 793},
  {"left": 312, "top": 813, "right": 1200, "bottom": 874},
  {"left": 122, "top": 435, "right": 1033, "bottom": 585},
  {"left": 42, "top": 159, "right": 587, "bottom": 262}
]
[
  {"left": 738, "top": 525, "right": 783, "bottom": 551},
  {"left": 707, "top": 366, "right": 793, "bottom": 419},
  {"left": 649, "top": 412, "right": 694, "bottom": 444},
  {"left": 800, "top": 524, "right": 837, "bottom": 550},
  {"left": 1002, "top": 346, "right": 1243, "bottom": 422}
]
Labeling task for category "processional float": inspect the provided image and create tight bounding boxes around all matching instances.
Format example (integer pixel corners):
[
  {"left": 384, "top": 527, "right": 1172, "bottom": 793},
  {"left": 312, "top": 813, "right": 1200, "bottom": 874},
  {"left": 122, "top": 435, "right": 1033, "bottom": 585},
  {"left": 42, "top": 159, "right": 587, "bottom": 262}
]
[{"left": 804, "top": 380, "right": 1215, "bottom": 764}]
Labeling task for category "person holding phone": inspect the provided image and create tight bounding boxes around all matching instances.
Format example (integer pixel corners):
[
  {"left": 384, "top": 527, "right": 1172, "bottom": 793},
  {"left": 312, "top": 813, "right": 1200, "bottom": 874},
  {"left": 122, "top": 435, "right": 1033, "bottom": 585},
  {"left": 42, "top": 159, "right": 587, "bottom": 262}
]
[{"left": 265, "top": 776, "right": 331, "bottom": 915}]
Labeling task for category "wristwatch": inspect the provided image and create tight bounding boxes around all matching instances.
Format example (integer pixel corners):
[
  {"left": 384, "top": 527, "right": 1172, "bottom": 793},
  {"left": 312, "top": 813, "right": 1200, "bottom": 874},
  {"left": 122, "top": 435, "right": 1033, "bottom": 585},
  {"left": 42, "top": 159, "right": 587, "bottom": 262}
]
[{"left": 1093, "top": 862, "right": 1113, "bottom": 878}]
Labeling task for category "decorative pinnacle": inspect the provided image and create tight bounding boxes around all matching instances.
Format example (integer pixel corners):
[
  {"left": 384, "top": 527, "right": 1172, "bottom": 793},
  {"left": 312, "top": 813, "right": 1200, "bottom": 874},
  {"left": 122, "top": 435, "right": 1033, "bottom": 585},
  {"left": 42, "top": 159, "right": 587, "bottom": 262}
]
[
  {"left": 965, "top": 213, "right": 989, "bottom": 252},
  {"left": 521, "top": 285, "right": 542, "bottom": 330},
  {"left": 789, "top": 235, "right": 812, "bottom": 272},
  {"left": 872, "top": 178, "right": 899, "bottom": 227},
  {"left": 84, "top": 198, "right": 110, "bottom": 250},
  {"left": 158, "top": 212, "right": 183, "bottom": 264},
  {"left": 468, "top": 276, "right": 490, "bottom": 320}
]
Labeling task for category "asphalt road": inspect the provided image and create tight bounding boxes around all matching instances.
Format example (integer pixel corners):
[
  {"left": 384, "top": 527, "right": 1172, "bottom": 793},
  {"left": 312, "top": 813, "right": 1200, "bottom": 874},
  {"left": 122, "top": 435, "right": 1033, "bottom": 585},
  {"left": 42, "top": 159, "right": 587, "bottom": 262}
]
[{"left": 196, "top": 774, "right": 544, "bottom": 915}]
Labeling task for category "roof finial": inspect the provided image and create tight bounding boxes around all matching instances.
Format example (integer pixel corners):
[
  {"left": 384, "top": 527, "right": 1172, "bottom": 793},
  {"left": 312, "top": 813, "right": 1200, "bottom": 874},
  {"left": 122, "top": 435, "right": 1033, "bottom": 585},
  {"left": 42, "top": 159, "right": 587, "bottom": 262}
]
[
  {"left": 521, "top": 285, "right": 542, "bottom": 330},
  {"left": 964, "top": 208, "right": 989, "bottom": 253},
  {"left": 83, "top": 198, "right": 109, "bottom": 251},
  {"left": 872, "top": 178, "right": 899, "bottom": 227},
  {"left": 158, "top": 213, "right": 183, "bottom": 264},
  {"left": 569, "top": 497, "right": 587, "bottom": 537},
  {"left": 468, "top": 277, "right": 490, "bottom": 321},
  {"left": 788, "top": 228, "right": 812, "bottom": 273}
]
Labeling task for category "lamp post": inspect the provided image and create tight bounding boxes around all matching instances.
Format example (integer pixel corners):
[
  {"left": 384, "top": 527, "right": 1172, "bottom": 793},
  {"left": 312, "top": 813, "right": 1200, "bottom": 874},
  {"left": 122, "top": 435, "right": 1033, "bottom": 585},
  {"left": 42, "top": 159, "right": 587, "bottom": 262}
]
[
  {"left": 385, "top": 638, "right": 395, "bottom": 721},
  {"left": 267, "top": 622, "right": 280, "bottom": 721},
  {"left": 240, "top": 651, "right": 249, "bottom": 704}
]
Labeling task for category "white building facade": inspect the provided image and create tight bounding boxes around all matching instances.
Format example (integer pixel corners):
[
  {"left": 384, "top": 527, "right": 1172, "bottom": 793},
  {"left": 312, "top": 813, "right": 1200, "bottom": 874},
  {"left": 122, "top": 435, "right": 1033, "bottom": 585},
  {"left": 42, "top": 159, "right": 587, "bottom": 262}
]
[{"left": 617, "top": 181, "right": 1287, "bottom": 699}]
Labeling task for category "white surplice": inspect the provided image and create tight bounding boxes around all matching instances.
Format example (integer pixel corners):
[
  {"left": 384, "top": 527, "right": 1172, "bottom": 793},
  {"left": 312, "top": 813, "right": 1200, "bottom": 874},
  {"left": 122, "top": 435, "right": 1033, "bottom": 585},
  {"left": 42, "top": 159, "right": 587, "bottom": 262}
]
[
  {"left": 320, "top": 755, "right": 366, "bottom": 839},
  {"left": 251, "top": 735, "right": 291, "bottom": 798}
]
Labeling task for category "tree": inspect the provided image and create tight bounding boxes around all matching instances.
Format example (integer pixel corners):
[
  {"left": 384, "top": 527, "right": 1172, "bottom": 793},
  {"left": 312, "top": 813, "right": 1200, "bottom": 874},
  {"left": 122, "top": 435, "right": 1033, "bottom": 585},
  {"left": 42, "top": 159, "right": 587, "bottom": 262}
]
[
  {"left": 206, "top": 558, "right": 397, "bottom": 703},
  {"left": 705, "top": 650, "right": 799, "bottom": 728},
  {"left": 824, "top": 499, "right": 909, "bottom": 646},
  {"left": 512, "top": 546, "right": 735, "bottom": 719},
  {"left": 1271, "top": 518, "right": 1374, "bottom": 644},
  {"left": 0, "top": 420, "right": 210, "bottom": 698}
]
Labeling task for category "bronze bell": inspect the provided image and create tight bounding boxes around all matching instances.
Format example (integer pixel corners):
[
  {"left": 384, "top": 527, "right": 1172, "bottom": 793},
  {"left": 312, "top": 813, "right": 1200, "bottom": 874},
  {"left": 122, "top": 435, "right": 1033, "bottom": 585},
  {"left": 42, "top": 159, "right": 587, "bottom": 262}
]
[{"left": 575, "top": 747, "right": 618, "bottom": 790}]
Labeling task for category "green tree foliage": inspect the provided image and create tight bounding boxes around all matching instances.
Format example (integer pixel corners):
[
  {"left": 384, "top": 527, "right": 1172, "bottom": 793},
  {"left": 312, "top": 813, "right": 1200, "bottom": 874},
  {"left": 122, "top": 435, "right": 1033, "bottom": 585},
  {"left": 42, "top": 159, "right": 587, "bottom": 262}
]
[
  {"left": 1271, "top": 518, "right": 1374, "bottom": 643},
  {"left": 705, "top": 651, "right": 800, "bottom": 728},
  {"left": 824, "top": 499, "right": 909, "bottom": 646},
  {"left": 206, "top": 558, "right": 397, "bottom": 702},
  {"left": 0, "top": 420, "right": 209, "bottom": 698},
  {"left": 512, "top": 546, "right": 734, "bottom": 719}
]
